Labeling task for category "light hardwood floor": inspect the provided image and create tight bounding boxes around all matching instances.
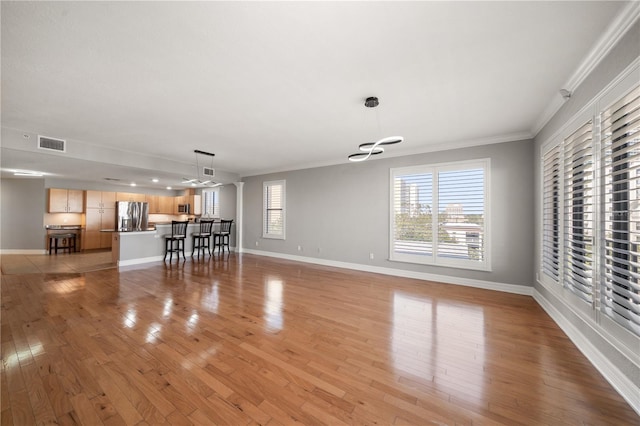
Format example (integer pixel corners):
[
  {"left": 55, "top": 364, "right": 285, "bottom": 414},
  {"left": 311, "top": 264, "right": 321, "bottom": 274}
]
[{"left": 1, "top": 253, "right": 638, "bottom": 425}]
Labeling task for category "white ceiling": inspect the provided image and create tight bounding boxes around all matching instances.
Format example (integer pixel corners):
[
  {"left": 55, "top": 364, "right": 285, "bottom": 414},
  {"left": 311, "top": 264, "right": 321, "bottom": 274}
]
[{"left": 1, "top": 1, "right": 635, "bottom": 189}]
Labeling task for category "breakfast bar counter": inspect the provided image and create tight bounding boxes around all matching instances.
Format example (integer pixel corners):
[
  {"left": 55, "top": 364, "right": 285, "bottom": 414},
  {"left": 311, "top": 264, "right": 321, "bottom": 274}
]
[{"left": 111, "top": 223, "right": 201, "bottom": 266}]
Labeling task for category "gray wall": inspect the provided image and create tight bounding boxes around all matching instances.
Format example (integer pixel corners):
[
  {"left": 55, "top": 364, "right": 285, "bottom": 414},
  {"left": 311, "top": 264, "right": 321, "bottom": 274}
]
[
  {"left": 533, "top": 22, "right": 640, "bottom": 389},
  {"left": 242, "top": 138, "right": 534, "bottom": 287},
  {"left": 1, "top": 178, "right": 47, "bottom": 250}
]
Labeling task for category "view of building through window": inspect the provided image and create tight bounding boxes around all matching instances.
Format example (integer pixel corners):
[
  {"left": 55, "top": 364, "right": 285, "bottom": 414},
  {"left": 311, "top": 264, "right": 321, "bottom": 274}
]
[{"left": 391, "top": 160, "right": 488, "bottom": 270}]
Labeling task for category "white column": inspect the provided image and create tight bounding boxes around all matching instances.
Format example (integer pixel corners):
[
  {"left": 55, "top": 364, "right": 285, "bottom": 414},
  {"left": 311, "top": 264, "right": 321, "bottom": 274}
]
[{"left": 233, "top": 182, "right": 244, "bottom": 253}]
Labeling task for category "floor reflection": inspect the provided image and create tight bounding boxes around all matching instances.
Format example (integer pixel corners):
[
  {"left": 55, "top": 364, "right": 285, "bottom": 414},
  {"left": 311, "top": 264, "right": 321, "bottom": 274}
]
[
  {"left": 264, "top": 276, "right": 283, "bottom": 332},
  {"left": 392, "top": 291, "right": 485, "bottom": 397}
]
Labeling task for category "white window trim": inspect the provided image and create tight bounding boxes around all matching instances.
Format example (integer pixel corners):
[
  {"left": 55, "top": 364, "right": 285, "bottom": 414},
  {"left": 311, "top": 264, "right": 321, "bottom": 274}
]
[
  {"left": 263, "top": 180, "right": 286, "bottom": 240},
  {"left": 389, "top": 158, "right": 491, "bottom": 272}
]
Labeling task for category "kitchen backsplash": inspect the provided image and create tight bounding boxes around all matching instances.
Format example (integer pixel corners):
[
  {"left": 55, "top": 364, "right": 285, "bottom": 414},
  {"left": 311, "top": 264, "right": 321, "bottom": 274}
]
[{"left": 44, "top": 213, "right": 83, "bottom": 226}]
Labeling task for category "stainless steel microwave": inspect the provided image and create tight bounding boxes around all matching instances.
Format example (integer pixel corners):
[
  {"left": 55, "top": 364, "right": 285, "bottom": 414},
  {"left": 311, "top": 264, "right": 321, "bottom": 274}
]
[{"left": 177, "top": 204, "right": 190, "bottom": 214}]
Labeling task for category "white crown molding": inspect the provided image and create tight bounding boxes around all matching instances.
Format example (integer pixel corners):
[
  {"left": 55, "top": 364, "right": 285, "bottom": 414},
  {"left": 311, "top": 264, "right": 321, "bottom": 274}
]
[
  {"left": 386, "top": 131, "right": 533, "bottom": 161},
  {"left": 240, "top": 131, "right": 533, "bottom": 178},
  {"left": 534, "top": 290, "right": 640, "bottom": 416},
  {"left": 531, "top": 1, "right": 640, "bottom": 137},
  {"left": 242, "top": 248, "right": 533, "bottom": 296},
  {"left": 563, "top": 1, "right": 640, "bottom": 93}
]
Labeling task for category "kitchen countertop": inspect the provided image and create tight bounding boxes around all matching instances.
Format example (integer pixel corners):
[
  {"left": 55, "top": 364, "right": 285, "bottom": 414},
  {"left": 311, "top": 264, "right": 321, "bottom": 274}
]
[
  {"left": 45, "top": 225, "right": 83, "bottom": 230},
  {"left": 100, "top": 228, "right": 157, "bottom": 233}
]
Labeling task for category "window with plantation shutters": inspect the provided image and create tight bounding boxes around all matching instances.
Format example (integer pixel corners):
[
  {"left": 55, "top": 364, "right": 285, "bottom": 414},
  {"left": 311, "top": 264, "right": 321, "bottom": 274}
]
[
  {"left": 563, "top": 121, "right": 594, "bottom": 303},
  {"left": 202, "top": 188, "right": 219, "bottom": 218},
  {"left": 600, "top": 85, "right": 640, "bottom": 336},
  {"left": 390, "top": 159, "right": 489, "bottom": 271},
  {"left": 542, "top": 146, "right": 561, "bottom": 282},
  {"left": 263, "top": 180, "right": 285, "bottom": 239}
]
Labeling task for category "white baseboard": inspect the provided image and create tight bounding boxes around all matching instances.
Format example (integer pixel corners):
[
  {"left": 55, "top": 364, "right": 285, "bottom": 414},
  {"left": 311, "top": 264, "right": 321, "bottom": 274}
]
[
  {"left": 117, "top": 247, "right": 237, "bottom": 267},
  {"left": 0, "top": 249, "right": 47, "bottom": 255},
  {"left": 117, "top": 255, "right": 165, "bottom": 267},
  {"left": 241, "top": 249, "right": 533, "bottom": 296},
  {"left": 534, "top": 290, "right": 640, "bottom": 415}
]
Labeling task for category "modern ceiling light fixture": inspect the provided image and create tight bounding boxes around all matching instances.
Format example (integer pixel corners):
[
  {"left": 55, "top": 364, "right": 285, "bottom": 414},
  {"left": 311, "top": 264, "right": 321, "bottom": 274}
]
[
  {"left": 348, "top": 96, "right": 403, "bottom": 162},
  {"left": 182, "top": 149, "right": 222, "bottom": 187}
]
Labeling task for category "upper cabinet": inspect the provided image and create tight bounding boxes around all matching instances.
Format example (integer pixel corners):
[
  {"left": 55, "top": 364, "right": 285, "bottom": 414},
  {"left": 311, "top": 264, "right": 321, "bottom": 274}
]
[
  {"left": 116, "top": 192, "right": 145, "bottom": 202},
  {"left": 47, "top": 188, "right": 84, "bottom": 213},
  {"left": 85, "top": 190, "right": 116, "bottom": 210},
  {"left": 146, "top": 195, "right": 174, "bottom": 214}
]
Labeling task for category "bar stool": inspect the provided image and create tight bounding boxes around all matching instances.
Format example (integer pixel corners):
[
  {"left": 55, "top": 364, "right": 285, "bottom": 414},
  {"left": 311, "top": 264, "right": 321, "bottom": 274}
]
[
  {"left": 191, "top": 219, "right": 214, "bottom": 258},
  {"left": 213, "top": 219, "right": 233, "bottom": 254},
  {"left": 164, "top": 221, "right": 188, "bottom": 261},
  {"left": 49, "top": 233, "right": 76, "bottom": 255}
]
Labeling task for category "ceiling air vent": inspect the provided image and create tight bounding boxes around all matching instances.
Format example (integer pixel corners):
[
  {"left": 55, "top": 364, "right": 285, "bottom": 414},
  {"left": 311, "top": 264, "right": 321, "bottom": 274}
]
[
  {"left": 203, "top": 167, "right": 215, "bottom": 177},
  {"left": 38, "top": 135, "right": 66, "bottom": 152}
]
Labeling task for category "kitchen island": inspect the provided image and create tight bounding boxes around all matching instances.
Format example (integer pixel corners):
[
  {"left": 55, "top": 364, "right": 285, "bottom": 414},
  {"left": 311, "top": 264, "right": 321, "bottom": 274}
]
[{"left": 111, "top": 223, "right": 203, "bottom": 266}]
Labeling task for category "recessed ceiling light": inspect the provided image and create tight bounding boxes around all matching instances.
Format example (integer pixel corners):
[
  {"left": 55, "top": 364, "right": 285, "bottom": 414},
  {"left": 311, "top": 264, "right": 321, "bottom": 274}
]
[
  {"left": 166, "top": 186, "right": 172, "bottom": 190},
  {"left": 151, "top": 178, "right": 159, "bottom": 183},
  {"left": 130, "top": 182, "right": 136, "bottom": 187}
]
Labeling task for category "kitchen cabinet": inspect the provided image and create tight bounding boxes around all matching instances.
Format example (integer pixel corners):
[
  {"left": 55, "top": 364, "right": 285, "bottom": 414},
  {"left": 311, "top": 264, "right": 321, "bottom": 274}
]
[
  {"left": 116, "top": 192, "right": 145, "bottom": 202},
  {"left": 84, "top": 207, "right": 116, "bottom": 250},
  {"left": 84, "top": 192, "right": 116, "bottom": 250},
  {"left": 158, "top": 196, "right": 174, "bottom": 214},
  {"left": 85, "top": 190, "right": 116, "bottom": 210},
  {"left": 47, "top": 188, "right": 84, "bottom": 213},
  {"left": 146, "top": 195, "right": 174, "bottom": 214}
]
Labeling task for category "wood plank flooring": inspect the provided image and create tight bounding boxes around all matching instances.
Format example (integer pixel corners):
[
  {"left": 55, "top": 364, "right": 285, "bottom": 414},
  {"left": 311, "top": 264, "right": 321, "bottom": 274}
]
[{"left": 1, "top": 253, "right": 638, "bottom": 425}]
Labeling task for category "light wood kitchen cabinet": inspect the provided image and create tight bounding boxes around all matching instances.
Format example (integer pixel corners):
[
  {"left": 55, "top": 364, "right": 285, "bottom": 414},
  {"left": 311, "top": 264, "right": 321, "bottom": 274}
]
[
  {"left": 47, "top": 188, "right": 84, "bottom": 213},
  {"left": 84, "top": 207, "right": 116, "bottom": 250},
  {"left": 85, "top": 190, "right": 117, "bottom": 249},
  {"left": 145, "top": 195, "right": 159, "bottom": 213},
  {"left": 85, "top": 190, "right": 116, "bottom": 210},
  {"left": 116, "top": 192, "right": 145, "bottom": 202},
  {"left": 158, "top": 196, "right": 174, "bottom": 214},
  {"left": 146, "top": 195, "right": 174, "bottom": 214}
]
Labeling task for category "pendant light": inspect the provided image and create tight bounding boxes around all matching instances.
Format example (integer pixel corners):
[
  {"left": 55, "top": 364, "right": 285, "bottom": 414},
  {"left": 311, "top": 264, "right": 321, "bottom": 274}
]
[{"left": 348, "top": 97, "right": 403, "bottom": 162}]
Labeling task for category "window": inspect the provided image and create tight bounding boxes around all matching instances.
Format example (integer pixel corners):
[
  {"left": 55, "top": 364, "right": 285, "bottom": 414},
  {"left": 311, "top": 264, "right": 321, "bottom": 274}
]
[
  {"left": 600, "top": 86, "right": 640, "bottom": 336},
  {"left": 540, "top": 84, "right": 640, "bottom": 338},
  {"left": 263, "top": 180, "right": 285, "bottom": 239},
  {"left": 390, "top": 159, "right": 490, "bottom": 271},
  {"left": 201, "top": 188, "right": 219, "bottom": 218}
]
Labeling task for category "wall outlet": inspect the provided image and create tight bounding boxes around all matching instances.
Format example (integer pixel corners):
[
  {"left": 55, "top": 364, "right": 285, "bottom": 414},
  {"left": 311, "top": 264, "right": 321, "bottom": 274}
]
[
  {"left": 255, "top": 241, "right": 259, "bottom": 246},
  {"left": 369, "top": 252, "right": 374, "bottom": 260},
  {"left": 297, "top": 245, "right": 302, "bottom": 251},
  {"left": 317, "top": 247, "right": 322, "bottom": 253}
]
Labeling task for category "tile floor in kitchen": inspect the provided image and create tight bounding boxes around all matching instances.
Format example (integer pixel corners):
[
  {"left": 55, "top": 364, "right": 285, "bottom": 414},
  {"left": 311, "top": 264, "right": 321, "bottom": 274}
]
[{"left": 0, "top": 250, "right": 114, "bottom": 275}]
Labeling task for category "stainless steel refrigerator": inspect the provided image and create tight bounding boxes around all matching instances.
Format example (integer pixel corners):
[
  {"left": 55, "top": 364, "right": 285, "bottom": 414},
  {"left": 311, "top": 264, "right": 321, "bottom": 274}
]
[{"left": 116, "top": 201, "right": 149, "bottom": 231}]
